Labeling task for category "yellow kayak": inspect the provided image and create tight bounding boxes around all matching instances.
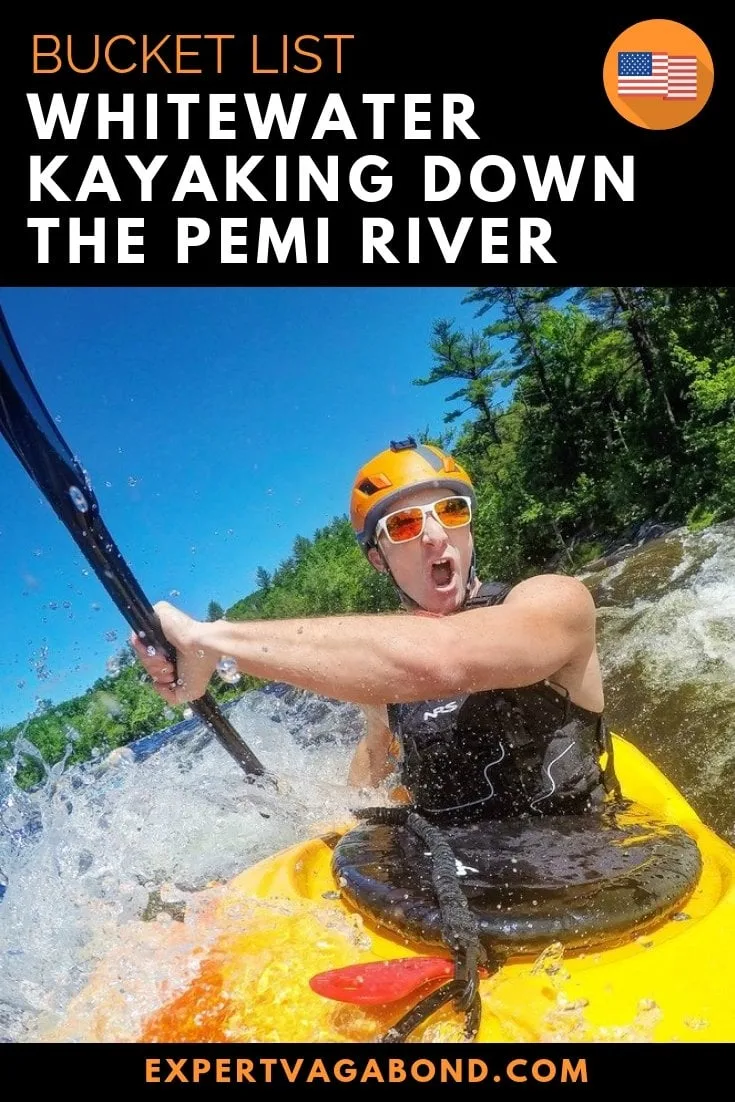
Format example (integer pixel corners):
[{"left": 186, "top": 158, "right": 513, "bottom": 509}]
[{"left": 51, "top": 735, "right": 735, "bottom": 1044}]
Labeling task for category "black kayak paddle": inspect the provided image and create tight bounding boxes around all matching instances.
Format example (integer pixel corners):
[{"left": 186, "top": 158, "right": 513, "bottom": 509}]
[{"left": 0, "top": 304, "right": 267, "bottom": 780}]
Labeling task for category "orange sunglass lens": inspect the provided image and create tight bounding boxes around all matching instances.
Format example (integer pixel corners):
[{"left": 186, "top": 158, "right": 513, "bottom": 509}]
[
  {"left": 434, "top": 498, "right": 471, "bottom": 526},
  {"left": 385, "top": 509, "right": 424, "bottom": 542}
]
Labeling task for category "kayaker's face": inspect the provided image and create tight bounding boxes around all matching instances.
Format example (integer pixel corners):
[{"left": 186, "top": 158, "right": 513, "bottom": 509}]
[{"left": 367, "top": 487, "right": 474, "bottom": 614}]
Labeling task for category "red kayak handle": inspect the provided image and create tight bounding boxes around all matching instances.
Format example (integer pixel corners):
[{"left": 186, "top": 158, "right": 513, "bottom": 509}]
[{"left": 309, "top": 956, "right": 454, "bottom": 1006}]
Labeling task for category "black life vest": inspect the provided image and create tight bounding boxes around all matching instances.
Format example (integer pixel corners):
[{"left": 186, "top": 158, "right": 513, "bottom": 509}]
[{"left": 386, "top": 581, "right": 620, "bottom": 825}]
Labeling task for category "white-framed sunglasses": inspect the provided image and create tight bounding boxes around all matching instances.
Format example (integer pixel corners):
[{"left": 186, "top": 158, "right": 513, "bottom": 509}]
[{"left": 375, "top": 495, "right": 473, "bottom": 545}]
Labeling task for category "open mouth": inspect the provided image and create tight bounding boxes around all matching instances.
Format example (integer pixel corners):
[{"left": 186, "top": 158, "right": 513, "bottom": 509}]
[{"left": 430, "top": 559, "right": 455, "bottom": 589}]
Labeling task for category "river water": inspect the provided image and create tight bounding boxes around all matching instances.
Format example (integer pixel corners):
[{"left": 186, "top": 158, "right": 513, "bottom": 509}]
[{"left": 1, "top": 521, "right": 734, "bottom": 1043}]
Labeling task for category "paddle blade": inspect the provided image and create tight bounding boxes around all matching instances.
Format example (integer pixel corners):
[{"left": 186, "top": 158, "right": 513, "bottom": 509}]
[{"left": 309, "top": 956, "right": 454, "bottom": 1005}]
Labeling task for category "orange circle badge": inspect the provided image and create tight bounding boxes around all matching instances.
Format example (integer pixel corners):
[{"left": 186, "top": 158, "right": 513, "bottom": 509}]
[{"left": 603, "top": 19, "right": 714, "bottom": 129}]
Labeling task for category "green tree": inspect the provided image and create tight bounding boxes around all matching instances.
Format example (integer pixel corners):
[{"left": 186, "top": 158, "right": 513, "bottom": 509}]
[
  {"left": 463, "top": 287, "right": 569, "bottom": 422},
  {"left": 420, "top": 286, "right": 735, "bottom": 581},
  {"left": 255, "top": 567, "right": 271, "bottom": 592},
  {"left": 414, "top": 320, "right": 506, "bottom": 443},
  {"left": 573, "top": 287, "right": 680, "bottom": 433}
]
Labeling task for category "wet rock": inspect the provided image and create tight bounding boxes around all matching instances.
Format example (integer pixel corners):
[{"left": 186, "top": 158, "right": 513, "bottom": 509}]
[
  {"left": 141, "top": 888, "right": 186, "bottom": 923},
  {"left": 572, "top": 520, "right": 681, "bottom": 576}
]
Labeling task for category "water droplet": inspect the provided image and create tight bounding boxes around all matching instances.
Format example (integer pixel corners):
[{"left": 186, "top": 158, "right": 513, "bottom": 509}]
[
  {"left": 54, "top": 414, "right": 62, "bottom": 423},
  {"left": 182, "top": 706, "right": 193, "bottom": 719},
  {"left": 216, "top": 656, "right": 241, "bottom": 684},
  {"left": 556, "top": 995, "right": 589, "bottom": 1012},
  {"left": 69, "top": 486, "right": 89, "bottom": 512},
  {"left": 91, "top": 603, "right": 101, "bottom": 612},
  {"left": 531, "top": 941, "right": 565, "bottom": 976},
  {"left": 146, "top": 646, "right": 157, "bottom": 658},
  {"left": 82, "top": 569, "right": 89, "bottom": 576},
  {"left": 128, "top": 476, "right": 139, "bottom": 488},
  {"left": 106, "top": 656, "right": 121, "bottom": 675},
  {"left": 105, "top": 480, "right": 112, "bottom": 488},
  {"left": 104, "top": 630, "right": 118, "bottom": 642},
  {"left": 169, "top": 589, "right": 180, "bottom": 598}
]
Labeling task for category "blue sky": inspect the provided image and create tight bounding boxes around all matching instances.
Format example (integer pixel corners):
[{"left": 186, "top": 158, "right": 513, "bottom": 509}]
[{"left": 0, "top": 286, "right": 491, "bottom": 726}]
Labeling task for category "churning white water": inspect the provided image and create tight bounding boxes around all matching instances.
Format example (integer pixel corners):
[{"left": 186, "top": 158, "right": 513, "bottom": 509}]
[
  {"left": 1, "top": 521, "right": 734, "bottom": 1043},
  {"left": 583, "top": 520, "right": 735, "bottom": 841},
  {"left": 0, "top": 691, "right": 370, "bottom": 1043}
]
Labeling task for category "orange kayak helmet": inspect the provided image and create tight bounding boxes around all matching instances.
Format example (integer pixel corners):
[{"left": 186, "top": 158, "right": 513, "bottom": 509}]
[{"left": 350, "top": 437, "right": 476, "bottom": 550}]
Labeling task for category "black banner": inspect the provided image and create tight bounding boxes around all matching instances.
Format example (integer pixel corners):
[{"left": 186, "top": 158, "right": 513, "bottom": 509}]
[
  {"left": 0, "top": 1040, "right": 728, "bottom": 1090},
  {"left": 0, "top": 15, "right": 730, "bottom": 285}
]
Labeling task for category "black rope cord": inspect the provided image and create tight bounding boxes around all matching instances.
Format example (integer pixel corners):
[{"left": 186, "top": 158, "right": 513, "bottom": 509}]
[{"left": 351, "top": 805, "right": 497, "bottom": 1042}]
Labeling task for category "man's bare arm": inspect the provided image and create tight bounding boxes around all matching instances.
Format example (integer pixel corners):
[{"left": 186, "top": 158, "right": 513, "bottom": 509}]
[{"left": 132, "top": 573, "right": 596, "bottom": 707}]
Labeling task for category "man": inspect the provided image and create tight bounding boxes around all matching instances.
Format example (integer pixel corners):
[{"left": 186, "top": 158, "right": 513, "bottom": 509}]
[{"left": 133, "top": 438, "right": 616, "bottom": 822}]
